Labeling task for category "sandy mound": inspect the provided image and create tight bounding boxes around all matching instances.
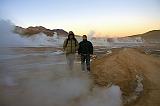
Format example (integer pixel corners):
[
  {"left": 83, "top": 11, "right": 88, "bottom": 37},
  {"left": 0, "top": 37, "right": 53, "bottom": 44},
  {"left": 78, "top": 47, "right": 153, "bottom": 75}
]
[{"left": 91, "top": 48, "right": 160, "bottom": 105}]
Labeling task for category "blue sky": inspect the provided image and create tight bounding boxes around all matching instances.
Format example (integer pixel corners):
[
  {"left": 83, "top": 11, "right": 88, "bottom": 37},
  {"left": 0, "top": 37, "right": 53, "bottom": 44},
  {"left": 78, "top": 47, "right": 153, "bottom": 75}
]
[{"left": 0, "top": 0, "right": 160, "bottom": 36}]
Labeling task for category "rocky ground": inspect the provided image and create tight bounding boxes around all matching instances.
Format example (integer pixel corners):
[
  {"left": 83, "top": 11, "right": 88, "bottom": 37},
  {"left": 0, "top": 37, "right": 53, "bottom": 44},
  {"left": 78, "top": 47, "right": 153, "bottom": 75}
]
[
  {"left": 91, "top": 48, "right": 160, "bottom": 106},
  {"left": 0, "top": 46, "right": 160, "bottom": 106}
]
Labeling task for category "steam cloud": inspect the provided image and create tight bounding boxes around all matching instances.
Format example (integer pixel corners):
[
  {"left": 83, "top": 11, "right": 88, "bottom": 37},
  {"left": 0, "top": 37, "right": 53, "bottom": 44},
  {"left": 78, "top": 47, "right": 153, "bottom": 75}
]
[
  {"left": 0, "top": 19, "right": 61, "bottom": 47},
  {"left": 1, "top": 67, "right": 122, "bottom": 106}
]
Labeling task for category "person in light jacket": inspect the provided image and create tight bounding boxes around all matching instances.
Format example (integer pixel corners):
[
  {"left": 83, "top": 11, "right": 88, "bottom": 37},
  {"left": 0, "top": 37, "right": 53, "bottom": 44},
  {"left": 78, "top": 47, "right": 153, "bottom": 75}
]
[{"left": 63, "top": 31, "right": 79, "bottom": 70}]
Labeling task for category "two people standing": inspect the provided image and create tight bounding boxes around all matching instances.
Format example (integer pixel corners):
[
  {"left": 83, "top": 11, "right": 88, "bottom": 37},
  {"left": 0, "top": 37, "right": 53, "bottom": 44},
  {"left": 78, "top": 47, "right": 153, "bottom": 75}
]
[{"left": 63, "top": 31, "right": 93, "bottom": 72}]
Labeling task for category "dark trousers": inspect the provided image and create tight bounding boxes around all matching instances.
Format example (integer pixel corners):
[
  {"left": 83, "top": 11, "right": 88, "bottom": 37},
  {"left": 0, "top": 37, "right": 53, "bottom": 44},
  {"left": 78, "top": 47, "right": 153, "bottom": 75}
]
[{"left": 81, "top": 54, "right": 90, "bottom": 71}]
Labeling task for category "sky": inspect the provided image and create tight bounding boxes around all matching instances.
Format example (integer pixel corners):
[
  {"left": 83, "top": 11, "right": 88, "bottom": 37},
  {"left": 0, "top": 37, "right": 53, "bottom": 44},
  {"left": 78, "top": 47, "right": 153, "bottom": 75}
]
[{"left": 0, "top": 0, "right": 160, "bottom": 37}]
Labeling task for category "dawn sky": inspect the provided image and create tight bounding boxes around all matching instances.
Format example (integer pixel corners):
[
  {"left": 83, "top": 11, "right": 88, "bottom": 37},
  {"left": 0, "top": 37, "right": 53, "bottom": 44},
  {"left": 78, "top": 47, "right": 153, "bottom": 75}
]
[{"left": 0, "top": 0, "right": 160, "bottom": 37}]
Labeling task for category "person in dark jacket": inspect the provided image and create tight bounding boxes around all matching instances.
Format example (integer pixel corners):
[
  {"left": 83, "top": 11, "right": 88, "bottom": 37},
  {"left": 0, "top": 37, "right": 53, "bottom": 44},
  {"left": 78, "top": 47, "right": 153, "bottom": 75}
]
[{"left": 78, "top": 35, "right": 93, "bottom": 72}]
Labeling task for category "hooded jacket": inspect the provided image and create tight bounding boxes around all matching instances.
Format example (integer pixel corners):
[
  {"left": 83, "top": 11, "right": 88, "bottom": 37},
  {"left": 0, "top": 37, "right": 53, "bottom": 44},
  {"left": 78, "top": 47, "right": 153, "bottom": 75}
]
[{"left": 63, "top": 38, "right": 79, "bottom": 54}]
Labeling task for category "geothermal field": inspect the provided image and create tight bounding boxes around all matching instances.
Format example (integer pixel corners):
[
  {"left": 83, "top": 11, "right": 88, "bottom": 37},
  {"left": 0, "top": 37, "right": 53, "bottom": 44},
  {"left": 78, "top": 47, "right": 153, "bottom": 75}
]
[{"left": 0, "top": 20, "right": 160, "bottom": 106}]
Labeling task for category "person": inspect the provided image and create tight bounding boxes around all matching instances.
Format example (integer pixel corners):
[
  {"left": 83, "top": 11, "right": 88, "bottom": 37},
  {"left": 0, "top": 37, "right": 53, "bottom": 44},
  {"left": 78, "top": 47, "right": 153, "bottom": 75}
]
[
  {"left": 63, "top": 31, "right": 79, "bottom": 70},
  {"left": 78, "top": 35, "right": 93, "bottom": 72}
]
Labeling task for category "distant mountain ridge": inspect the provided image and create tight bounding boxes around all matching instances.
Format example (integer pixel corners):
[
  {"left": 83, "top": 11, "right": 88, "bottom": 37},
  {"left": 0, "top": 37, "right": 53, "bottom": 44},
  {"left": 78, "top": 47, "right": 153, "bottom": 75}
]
[
  {"left": 129, "top": 30, "right": 160, "bottom": 43},
  {"left": 14, "top": 25, "right": 160, "bottom": 43},
  {"left": 14, "top": 26, "right": 68, "bottom": 37}
]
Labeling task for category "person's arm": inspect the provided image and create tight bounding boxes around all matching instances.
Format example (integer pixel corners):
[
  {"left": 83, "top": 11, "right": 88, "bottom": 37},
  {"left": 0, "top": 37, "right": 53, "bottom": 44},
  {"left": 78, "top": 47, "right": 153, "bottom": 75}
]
[
  {"left": 89, "top": 42, "right": 93, "bottom": 55},
  {"left": 63, "top": 39, "right": 67, "bottom": 50},
  {"left": 75, "top": 40, "right": 79, "bottom": 51},
  {"left": 78, "top": 42, "right": 81, "bottom": 54}
]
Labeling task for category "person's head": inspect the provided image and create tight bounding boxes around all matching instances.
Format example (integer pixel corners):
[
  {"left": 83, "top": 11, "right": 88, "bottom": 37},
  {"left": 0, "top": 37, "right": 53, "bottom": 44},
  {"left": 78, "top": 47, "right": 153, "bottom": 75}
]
[
  {"left": 82, "top": 35, "right": 87, "bottom": 40},
  {"left": 68, "top": 31, "right": 75, "bottom": 39}
]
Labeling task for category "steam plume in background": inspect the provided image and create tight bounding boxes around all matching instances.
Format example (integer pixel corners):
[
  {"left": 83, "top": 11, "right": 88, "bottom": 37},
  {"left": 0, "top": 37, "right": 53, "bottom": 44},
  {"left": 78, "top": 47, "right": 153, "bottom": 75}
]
[{"left": 0, "top": 19, "right": 61, "bottom": 47}]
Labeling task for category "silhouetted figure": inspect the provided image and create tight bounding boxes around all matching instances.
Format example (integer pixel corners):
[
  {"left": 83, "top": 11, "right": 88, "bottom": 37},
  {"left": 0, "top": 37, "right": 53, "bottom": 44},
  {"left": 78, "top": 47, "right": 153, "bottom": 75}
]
[
  {"left": 78, "top": 35, "right": 93, "bottom": 72},
  {"left": 63, "top": 31, "right": 79, "bottom": 70}
]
